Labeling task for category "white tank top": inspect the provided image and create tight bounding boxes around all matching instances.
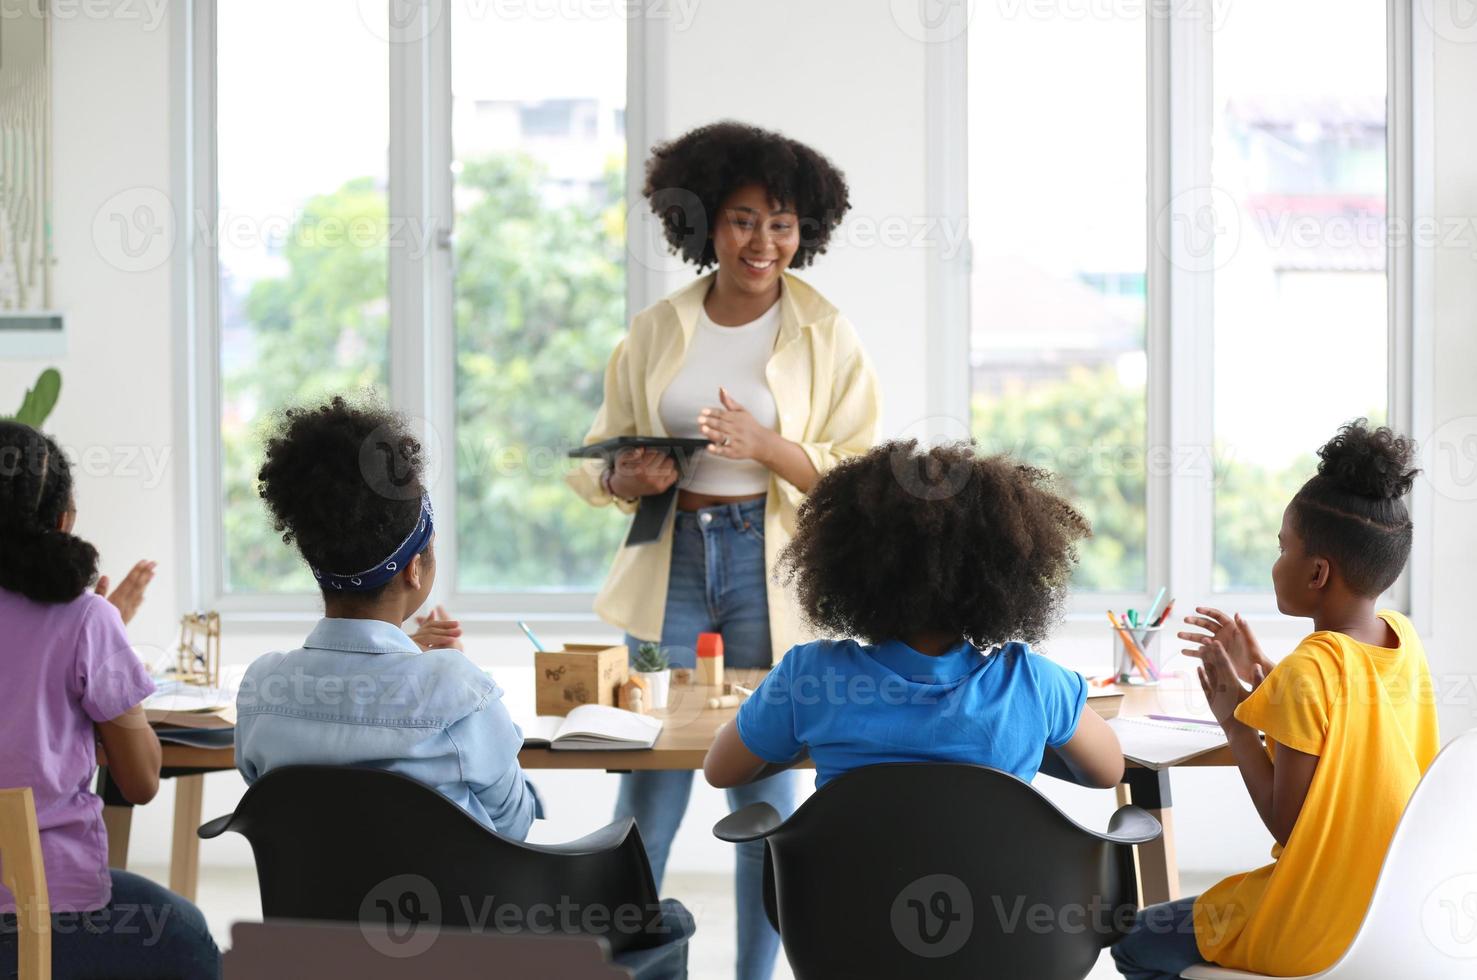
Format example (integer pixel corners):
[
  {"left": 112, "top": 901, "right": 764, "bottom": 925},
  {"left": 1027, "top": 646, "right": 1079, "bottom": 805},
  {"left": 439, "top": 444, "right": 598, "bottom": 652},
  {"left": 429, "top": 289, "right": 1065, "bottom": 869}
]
[{"left": 658, "top": 301, "right": 781, "bottom": 496}]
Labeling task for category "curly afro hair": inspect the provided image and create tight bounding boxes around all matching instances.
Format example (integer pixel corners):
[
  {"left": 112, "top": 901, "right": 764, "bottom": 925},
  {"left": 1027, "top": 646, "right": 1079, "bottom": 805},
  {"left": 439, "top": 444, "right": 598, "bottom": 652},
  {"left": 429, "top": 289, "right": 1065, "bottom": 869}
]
[
  {"left": 779, "top": 440, "right": 1091, "bottom": 649},
  {"left": 258, "top": 396, "right": 428, "bottom": 601},
  {"left": 0, "top": 421, "right": 99, "bottom": 603},
  {"left": 643, "top": 120, "right": 851, "bottom": 270},
  {"left": 1291, "top": 419, "right": 1419, "bottom": 597}
]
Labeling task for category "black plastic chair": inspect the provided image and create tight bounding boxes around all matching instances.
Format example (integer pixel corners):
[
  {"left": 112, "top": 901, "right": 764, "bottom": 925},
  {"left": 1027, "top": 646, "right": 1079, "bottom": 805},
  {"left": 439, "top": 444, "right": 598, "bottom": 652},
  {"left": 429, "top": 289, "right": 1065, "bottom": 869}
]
[
  {"left": 713, "top": 763, "right": 1161, "bottom": 980},
  {"left": 199, "top": 766, "right": 690, "bottom": 966}
]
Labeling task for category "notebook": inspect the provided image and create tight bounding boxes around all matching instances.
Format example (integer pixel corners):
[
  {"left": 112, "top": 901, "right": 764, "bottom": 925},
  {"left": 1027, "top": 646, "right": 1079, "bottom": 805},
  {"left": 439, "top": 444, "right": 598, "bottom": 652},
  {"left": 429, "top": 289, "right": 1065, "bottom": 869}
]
[
  {"left": 1107, "top": 716, "right": 1228, "bottom": 769},
  {"left": 520, "top": 704, "right": 664, "bottom": 751},
  {"left": 1085, "top": 688, "right": 1125, "bottom": 719}
]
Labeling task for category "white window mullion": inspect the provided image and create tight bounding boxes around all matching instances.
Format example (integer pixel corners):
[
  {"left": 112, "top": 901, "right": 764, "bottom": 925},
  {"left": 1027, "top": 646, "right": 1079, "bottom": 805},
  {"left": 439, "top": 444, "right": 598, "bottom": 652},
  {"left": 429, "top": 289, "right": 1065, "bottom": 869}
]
[
  {"left": 1162, "top": 0, "right": 1217, "bottom": 609},
  {"left": 184, "top": 0, "right": 229, "bottom": 611},
  {"left": 926, "top": 28, "right": 971, "bottom": 445},
  {"left": 1144, "top": 0, "right": 1172, "bottom": 613},
  {"left": 426, "top": 8, "right": 458, "bottom": 613},
  {"left": 1391, "top": 0, "right": 1434, "bottom": 629},
  {"left": 387, "top": 2, "right": 455, "bottom": 606}
]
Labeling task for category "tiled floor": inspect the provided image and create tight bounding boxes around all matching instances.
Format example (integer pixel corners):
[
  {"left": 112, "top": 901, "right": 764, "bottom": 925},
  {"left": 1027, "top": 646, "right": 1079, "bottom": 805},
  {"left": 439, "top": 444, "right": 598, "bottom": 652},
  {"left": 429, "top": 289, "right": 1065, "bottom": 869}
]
[{"left": 157, "top": 864, "right": 1224, "bottom": 979}]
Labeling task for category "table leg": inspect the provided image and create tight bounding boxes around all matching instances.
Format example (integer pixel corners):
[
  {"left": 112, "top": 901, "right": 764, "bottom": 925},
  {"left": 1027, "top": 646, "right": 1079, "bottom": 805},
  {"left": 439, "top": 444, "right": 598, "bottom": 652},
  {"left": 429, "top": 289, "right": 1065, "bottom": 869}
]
[
  {"left": 102, "top": 807, "right": 133, "bottom": 869},
  {"left": 96, "top": 767, "right": 133, "bottom": 869},
  {"left": 1120, "top": 768, "right": 1180, "bottom": 907},
  {"left": 169, "top": 774, "right": 205, "bottom": 902}
]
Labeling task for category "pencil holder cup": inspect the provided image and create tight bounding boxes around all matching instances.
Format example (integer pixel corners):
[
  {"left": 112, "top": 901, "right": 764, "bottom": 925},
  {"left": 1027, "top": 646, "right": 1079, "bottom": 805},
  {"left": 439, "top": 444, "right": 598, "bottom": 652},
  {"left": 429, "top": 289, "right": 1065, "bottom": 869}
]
[{"left": 1112, "top": 624, "right": 1164, "bottom": 685}]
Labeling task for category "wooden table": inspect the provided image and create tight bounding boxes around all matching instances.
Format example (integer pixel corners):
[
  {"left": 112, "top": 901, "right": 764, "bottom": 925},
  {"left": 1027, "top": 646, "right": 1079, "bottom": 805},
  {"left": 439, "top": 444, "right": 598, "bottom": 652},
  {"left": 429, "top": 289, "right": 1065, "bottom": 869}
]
[{"left": 101, "top": 671, "right": 1229, "bottom": 909}]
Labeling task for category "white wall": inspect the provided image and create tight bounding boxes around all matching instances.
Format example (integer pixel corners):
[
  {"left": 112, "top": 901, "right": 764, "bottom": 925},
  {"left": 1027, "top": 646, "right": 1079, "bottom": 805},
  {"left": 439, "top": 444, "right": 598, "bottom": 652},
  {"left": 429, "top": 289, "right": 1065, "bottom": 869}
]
[{"left": 8, "top": 0, "right": 1475, "bottom": 887}]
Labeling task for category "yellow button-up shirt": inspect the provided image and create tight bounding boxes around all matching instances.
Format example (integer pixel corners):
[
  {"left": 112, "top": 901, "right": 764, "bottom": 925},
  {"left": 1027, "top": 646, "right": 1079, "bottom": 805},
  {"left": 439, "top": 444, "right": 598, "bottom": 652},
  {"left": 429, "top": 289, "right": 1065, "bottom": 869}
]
[{"left": 567, "top": 272, "right": 881, "bottom": 664}]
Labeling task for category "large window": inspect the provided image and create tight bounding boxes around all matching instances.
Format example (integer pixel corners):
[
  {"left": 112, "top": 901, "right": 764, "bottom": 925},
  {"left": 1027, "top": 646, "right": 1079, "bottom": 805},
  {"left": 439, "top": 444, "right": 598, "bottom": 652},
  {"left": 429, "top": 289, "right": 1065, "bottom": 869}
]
[
  {"left": 962, "top": 0, "right": 1407, "bottom": 608},
  {"left": 449, "top": 7, "right": 627, "bottom": 592},
  {"left": 198, "top": 1, "right": 633, "bottom": 608},
  {"left": 216, "top": 0, "right": 391, "bottom": 594},
  {"left": 968, "top": 5, "right": 1148, "bottom": 592},
  {"left": 1210, "top": 0, "right": 1389, "bottom": 590}
]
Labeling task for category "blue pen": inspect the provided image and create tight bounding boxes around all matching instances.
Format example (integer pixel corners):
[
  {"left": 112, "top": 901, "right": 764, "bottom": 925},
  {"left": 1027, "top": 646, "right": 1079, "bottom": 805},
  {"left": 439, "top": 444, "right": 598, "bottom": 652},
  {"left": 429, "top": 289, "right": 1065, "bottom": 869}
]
[{"left": 516, "top": 620, "right": 547, "bottom": 653}]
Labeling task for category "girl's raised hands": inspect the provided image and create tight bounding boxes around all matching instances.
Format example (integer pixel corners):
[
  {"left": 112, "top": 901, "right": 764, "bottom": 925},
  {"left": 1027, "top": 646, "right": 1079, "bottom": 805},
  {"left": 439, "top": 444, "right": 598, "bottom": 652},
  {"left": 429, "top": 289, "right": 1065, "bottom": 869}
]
[
  {"left": 1179, "top": 606, "right": 1274, "bottom": 686},
  {"left": 1197, "top": 639, "right": 1266, "bottom": 727}
]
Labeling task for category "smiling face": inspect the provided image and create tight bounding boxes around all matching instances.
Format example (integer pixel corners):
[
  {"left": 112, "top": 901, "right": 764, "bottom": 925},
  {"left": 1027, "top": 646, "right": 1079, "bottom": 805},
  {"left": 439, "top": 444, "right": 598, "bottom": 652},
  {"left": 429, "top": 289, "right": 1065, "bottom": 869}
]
[{"left": 710, "top": 183, "right": 801, "bottom": 300}]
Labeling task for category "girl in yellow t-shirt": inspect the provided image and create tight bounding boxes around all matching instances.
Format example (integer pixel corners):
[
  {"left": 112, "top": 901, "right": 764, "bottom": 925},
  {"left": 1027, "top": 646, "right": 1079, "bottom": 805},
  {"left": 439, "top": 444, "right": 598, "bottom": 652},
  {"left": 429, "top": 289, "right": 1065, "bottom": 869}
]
[{"left": 1112, "top": 419, "right": 1439, "bottom": 980}]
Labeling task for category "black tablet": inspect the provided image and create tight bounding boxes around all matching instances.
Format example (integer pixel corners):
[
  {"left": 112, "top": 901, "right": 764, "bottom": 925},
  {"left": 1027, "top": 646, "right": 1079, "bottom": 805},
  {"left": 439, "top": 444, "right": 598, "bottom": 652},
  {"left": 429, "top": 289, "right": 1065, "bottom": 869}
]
[{"left": 567, "top": 436, "right": 711, "bottom": 459}]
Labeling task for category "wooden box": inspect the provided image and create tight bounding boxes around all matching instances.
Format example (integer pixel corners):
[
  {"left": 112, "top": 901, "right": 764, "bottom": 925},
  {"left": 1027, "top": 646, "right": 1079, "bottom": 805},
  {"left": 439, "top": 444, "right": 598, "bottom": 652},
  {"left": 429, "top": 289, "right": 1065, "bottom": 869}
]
[{"left": 535, "top": 644, "right": 629, "bottom": 716}]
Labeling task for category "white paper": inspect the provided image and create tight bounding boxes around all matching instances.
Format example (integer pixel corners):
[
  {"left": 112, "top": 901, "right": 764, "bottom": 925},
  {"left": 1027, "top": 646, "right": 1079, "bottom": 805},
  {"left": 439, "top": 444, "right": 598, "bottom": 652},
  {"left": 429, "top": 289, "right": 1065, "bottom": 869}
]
[{"left": 1108, "top": 716, "right": 1228, "bottom": 769}]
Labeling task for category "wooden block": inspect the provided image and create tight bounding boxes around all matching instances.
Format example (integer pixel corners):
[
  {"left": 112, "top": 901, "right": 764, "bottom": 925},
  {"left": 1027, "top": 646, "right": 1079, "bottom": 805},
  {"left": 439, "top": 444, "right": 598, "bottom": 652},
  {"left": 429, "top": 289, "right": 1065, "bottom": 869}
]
[
  {"left": 695, "top": 631, "right": 724, "bottom": 688},
  {"left": 535, "top": 644, "right": 628, "bottom": 717},
  {"left": 618, "top": 676, "right": 650, "bottom": 714}
]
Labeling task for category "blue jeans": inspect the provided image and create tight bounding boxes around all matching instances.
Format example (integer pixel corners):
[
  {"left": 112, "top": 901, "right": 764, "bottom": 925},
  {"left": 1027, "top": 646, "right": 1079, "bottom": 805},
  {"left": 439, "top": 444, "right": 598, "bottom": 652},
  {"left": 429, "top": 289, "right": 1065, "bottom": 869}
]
[
  {"left": 0, "top": 870, "right": 220, "bottom": 979},
  {"left": 1111, "top": 896, "right": 1205, "bottom": 980},
  {"left": 618, "top": 498, "right": 795, "bottom": 980}
]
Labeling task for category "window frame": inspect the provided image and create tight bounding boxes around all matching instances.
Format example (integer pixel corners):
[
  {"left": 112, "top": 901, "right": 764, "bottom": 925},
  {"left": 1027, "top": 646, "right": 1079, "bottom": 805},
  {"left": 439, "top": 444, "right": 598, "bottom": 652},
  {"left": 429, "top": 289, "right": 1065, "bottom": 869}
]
[
  {"left": 174, "top": 0, "right": 1432, "bottom": 629},
  {"left": 175, "top": 0, "right": 653, "bottom": 622},
  {"left": 927, "top": 0, "right": 1432, "bottom": 623}
]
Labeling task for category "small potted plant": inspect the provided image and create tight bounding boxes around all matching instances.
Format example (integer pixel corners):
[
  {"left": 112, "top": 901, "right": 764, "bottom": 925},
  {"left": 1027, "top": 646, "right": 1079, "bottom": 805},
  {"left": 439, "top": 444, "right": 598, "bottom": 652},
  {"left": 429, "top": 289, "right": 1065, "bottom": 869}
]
[{"left": 632, "top": 642, "right": 671, "bottom": 710}]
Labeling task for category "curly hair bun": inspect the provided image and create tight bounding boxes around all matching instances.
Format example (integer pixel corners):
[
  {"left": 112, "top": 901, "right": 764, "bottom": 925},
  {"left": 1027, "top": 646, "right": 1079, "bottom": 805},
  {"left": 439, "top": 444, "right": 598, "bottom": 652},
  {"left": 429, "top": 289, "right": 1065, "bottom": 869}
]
[
  {"left": 1315, "top": 419, "right": 1418, "bottom": 502},
  {"left": 257, "top": 396, "right": 425, "bottom": 588}
]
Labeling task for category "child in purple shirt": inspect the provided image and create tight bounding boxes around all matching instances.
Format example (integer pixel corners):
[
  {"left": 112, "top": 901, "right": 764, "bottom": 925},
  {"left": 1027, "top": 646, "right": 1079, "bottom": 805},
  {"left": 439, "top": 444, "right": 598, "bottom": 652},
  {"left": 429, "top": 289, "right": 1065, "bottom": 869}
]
[{"left": 0, "top": 421, "right": 219, "bottom": 978}]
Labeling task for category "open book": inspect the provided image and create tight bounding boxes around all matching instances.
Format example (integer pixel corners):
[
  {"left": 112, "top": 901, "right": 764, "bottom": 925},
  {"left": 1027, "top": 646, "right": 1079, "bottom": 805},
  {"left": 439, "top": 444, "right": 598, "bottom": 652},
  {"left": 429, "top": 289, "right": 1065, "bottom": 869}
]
[
  {"left": 1107, "top": 716, "right": 1229, "bottom": 769},
  {"left": 520, "top": 704, "right": 664, "bottom": 751}
]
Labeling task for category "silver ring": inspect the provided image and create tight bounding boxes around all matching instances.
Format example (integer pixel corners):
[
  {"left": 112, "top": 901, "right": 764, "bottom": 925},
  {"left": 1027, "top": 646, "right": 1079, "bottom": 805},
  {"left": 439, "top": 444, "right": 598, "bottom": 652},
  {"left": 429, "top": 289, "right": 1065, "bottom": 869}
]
[{"left": 722, "top": 436, "right": 732, "bottom": 447}]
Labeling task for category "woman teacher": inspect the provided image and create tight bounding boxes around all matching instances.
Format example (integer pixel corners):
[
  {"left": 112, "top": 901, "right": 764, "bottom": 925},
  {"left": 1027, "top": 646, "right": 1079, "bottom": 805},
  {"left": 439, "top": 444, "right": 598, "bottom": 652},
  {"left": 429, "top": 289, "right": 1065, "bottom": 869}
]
[{"left": 568, "top": 121, "right": 879, "bottom": 979}]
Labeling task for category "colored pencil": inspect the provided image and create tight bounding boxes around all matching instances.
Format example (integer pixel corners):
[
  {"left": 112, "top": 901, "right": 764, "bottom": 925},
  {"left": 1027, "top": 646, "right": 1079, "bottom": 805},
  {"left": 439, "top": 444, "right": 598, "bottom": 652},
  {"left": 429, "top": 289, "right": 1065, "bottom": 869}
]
[
  {"left": 1144, "top": 586, "right": 1167, "bottom": 625},
  {"left": 1107, "top": 611, "right": 1156, "bottom": 682},
  {"left": 1151, "top": 599, "right": 1176, "bottom": 628}
]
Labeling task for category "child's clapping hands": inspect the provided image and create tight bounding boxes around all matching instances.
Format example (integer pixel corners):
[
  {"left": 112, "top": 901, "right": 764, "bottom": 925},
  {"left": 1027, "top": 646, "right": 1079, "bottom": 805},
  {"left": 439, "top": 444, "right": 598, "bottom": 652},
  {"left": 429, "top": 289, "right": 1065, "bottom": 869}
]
[
  {"left": 410, "top": 604, "right": 463, "bottom": 652},
  {"left": 1196, "top": 639, "right": 1266, "bottom": 728}
]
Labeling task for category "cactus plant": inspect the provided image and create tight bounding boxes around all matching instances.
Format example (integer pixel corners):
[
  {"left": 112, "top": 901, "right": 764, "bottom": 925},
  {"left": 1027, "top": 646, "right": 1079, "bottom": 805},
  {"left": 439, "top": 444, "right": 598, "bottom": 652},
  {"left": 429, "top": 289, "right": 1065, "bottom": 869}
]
[
  {"left": 633, "top": 642, "right": 670, "bottom": 673},
  {"left": 3, "top": 368, "right": 62, "bottom": 428}
]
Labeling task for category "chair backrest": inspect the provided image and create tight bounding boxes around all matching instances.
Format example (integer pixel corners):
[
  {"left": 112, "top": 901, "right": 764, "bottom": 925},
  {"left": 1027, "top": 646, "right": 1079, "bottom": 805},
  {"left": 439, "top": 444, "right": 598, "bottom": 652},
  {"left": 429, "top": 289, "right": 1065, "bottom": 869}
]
[
  {"left": 202, "top": 766, "right": 663, "bottom": 955},
  {"left": 761, "top": 763, "right": 1140, "bottom": 980},
  {"left": 224, "top": 920, "right": 632, "bottom": 979},
  {"left": 0, "top": 787, "right": 50, "bottom": 980},
  {"left": 1328, "top": 729, "right": 1477, "bottom": 979}
]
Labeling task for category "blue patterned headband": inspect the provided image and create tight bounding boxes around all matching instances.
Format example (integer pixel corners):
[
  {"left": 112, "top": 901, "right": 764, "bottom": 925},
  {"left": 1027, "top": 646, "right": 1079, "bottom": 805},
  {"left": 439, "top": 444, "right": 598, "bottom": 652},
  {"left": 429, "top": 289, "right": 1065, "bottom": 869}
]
[{"left": 311, "top": 493, "right": 434, "bottom": 592}]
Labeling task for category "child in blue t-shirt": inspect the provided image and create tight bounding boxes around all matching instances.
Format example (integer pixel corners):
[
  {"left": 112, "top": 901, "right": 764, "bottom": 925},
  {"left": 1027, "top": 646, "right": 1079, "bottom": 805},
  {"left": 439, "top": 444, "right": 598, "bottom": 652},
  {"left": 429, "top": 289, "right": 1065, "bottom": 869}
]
[{"left": 704, "top": 440, "right": 1125, "bottom": 790}]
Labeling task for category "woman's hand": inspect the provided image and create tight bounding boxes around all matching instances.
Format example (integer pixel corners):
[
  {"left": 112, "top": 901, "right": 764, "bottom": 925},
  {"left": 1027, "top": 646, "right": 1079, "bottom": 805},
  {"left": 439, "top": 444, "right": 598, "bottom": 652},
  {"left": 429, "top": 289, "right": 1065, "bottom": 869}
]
[
  {"left": 411, "top": 604, "right": 463, "bottom": 652},
  {"left": 609, "top": 447, "right": 679, "bottom": 498},
  {"left": 1197, "top": 639, "right": 1265, "bottom": 728},
  {"left": 699, "top": 387, "right": 780, "bottom": 464},
  {"left": 1179, "top": 606, "right": 1273, "bottom": 686},
  {"left": 97, "top": 560, "right": 157, "bottom": 626}
]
